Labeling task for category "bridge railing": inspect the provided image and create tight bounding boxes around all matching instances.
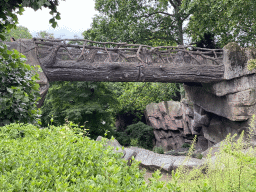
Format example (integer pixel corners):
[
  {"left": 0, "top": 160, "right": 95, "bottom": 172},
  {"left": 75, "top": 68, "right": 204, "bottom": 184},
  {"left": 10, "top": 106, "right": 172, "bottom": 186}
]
[{"left": 31, "top": 38, "right": 223, "bottom": 66}]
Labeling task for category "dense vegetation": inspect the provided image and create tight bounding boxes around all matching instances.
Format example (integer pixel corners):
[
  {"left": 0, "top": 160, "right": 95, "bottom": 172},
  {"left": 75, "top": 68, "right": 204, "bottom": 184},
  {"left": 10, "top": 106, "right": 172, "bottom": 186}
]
[
  {"left": 2, "top": 26, "right": 32, "bottom": 41},
  {"left": 0, "top": 122, "right": 255, "bottom": 191},
  {"left": 0, "top": 44, "right": 41, "bottom": 126},
  {"left": 0, "top": 0, "right": 256, "bottom": 191},
  {"left": 0, "top": 123, "right": 147, "bottom": 191},
  {"left": 41, "top": 81, "right": 118, "bottom": 139}
]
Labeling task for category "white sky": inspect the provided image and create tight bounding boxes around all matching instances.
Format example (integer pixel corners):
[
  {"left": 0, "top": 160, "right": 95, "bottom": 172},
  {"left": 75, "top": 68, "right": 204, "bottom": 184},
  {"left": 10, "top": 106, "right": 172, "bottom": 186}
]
[{"left": 17, "top": 0, "right": 98, "bottom": 39}]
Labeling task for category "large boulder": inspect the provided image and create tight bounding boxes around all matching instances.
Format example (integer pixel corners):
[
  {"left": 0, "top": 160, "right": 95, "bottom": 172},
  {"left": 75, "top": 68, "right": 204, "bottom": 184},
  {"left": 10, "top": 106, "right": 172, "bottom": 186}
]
[
  {"left": 223, "top": 42, "right": 256, "bottom": 80},
  {"left": 128, "top": 147, "right": 203, "bottom": 173},
  {"left": 184, "top": 83, "right": 256, "bottom": 121}
]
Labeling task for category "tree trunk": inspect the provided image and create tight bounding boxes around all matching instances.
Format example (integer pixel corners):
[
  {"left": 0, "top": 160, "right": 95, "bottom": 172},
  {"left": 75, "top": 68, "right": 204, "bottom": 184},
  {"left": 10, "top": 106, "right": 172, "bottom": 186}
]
[{"left": 43, "top": 60, "right": 224, "bottom": 83}]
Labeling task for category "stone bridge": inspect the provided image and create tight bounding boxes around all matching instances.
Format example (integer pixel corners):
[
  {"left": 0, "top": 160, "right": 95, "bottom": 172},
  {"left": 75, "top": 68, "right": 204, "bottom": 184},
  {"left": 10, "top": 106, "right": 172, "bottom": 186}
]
[{"left": 3, "top": 39, "right": 256, "bottom": 151}]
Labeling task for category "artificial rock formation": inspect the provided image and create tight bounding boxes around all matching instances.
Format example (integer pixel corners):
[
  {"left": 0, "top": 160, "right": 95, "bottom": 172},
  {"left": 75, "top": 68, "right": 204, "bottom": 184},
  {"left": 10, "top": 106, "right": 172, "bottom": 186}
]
[
  {"left": 146, "top": 43, "right": 256, "bottom": 152},
  {"left": 145, "top": 100, "right": 210, "bottom": 152},
  {"left": 96, "top": 136, "right": 203, "bottom": 173}
]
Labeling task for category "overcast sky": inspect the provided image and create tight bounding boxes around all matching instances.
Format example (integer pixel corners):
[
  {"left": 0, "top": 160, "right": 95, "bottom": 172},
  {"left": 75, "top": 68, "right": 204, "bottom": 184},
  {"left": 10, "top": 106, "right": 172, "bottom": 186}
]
[{"left": 17, "top": 0, "right": 98, "bottom": 39}]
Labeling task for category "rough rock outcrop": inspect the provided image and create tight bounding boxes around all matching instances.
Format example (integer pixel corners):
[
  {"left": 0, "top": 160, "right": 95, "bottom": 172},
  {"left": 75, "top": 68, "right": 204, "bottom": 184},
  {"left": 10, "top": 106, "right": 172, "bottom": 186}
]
[
  {"left": 129, "top": 147, "right": 203, "bottom": 172},
  {"left": 96, "top": 137, "right": 203, "bottom": 172},
  {"left": 145, "top": 99, "right": 210, "bottom": 151},
  {"left": 146, "top": 43, "right": 256, "bottom": 152}
]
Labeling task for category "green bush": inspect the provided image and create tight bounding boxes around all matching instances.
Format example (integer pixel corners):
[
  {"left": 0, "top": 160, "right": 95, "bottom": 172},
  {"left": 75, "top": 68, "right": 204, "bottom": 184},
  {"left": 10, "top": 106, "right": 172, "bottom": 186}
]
[
  {"left": 182, "top": 143, "right": 191, "bottom": 148},
  {"left": 153, "top": 146, "right": 165, "bottom": 154},
  {"left": 248, "top": 59, "right": 256, "bottom": 71},
  {"left": 1, "top": 122, "right": 256, "bottom": 191},
  {"left": 0, "top": 44, "right": 41, "bottom": 126},
  {"left": 130, "top": 138, "right": 139, "bottom": 146},
  {"left": 173, "top": 118, "right": 256, "bottom": 192},
  {"left": 41, "top": 81, "right": 117, "bottom": 139},
  {"left": 0, "top": 123, "right": 169, "bottom": 191},
  {"left": 125, "top": 122, "right": 154, "bottom": 150}
]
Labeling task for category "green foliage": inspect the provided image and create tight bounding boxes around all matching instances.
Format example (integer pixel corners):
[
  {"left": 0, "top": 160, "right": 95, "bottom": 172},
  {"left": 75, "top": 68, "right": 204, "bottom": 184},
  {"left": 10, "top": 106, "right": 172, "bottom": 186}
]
[
  {"left": 2, "top": 26, "right": 33, "bottom": 41},
  {"left": 83, "top": 0, "right": 189, "bottom": 45},
  {"left": 0, "top": 123, "right": 184, "bottom": 191},
  {"left": 126, "top": 122, "right": 154, "bottom": 150},
  {"left": 109, "top": 82, "right": 180, "bottom": 120},
  {"left": 113, "top": 131, "right": 131, "bottom": 146},
  {"left": 0, "top": 43, "right": 41, "bottom": 126},
  {"left": 130, "top": 138, "right": 139, "bottom": 147},
  {"left": 153, "top": 146, "right": 164, "bottom": 154},
  {"left": 172, "top": 127, "right": 256, "bottom": 191},
  {"left": 181, "top": 143, "right": 191, "bottom": 148},
  {"left": 1, "top": 121, "right": 255, "bottom": 191},
  {"left": 194, "top": 153, "right": 203, "bottom": 159},
  {"left": 36, "top": 30, "right": 55, "bottom": 39},
  {"left": 0, "top": 123, "right": 146, "bottom": 191},
  {"left": 41, "top": 81, "right": 118, "bottom": 139},
  {"left": 181, "top": 0, "right": 256, "bottom": 47},
  {"left": 248, "top": 59, "right": 256, "bottom": 71},
  {"left": 0, "top": 0, "right": 62, "bottom": 39}
]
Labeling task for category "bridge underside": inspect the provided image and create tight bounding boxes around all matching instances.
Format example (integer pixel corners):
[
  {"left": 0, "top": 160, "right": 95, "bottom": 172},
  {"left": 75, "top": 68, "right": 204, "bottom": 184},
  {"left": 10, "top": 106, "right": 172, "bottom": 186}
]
[
  {"left": 31, "top": 38, "right": 224, "bottom": 83},
  {"left": 43, "top": 61, "right": 224, "bottom": 83}
]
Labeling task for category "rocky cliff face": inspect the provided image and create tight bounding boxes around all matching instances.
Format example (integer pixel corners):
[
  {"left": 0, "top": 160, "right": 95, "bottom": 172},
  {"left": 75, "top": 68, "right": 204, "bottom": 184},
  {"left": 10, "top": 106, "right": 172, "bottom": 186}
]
[{"left": 145, "top": 43, "right": 256, "bottom": 152}]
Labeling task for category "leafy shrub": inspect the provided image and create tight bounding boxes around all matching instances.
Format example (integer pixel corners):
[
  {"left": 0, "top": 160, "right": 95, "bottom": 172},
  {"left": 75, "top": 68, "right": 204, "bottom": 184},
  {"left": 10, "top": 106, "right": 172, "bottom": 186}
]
[
  {"left": 173, "top": 118, "right": 256, "bottom": 191},
  {"left": 114, "top": 131, "right": 131, "bottom": 146},
  {"left": 41, "top": 81, "right": 117, "bottom": 139},
  {"left": 194, "top": 153, "right": 203, "bottom": 159},
  {"left": 1, "top": 123, "right": 256, "bottom": 191},
  {"left": 248, "top": 59, "right": 256, "bottom": 71},
  {"left": 0, "top": 123, "right": 181, "bottom": 191},
  {"left": 0, "top": 44, "right": 40, "bottom": 126},
  {"left": 125, "top": 122, "right": 154, "bottom": 150},
  {"left": 182, "top": 143, "right": 191, "bottom": 148},
  {"left": 130, "top": 138, "right": 139, "bottom": 146},
  {"left": 153, "top": 146, "right": 164, "bottom": 154}
]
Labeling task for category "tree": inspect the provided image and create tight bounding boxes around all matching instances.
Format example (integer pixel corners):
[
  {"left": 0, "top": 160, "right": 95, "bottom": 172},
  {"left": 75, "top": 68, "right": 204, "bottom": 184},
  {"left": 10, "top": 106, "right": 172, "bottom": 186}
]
[
  {"left": 41, "top": 81, "right": 118, "bottom": 139},
  {"left": 112, "top": 82, "right": 180, "bottom": 117},
  {"left": 83, "top": 0, "right": 190, "bottom": 46},
  {"left": 36, "top": 30, "right": 55, "bottom": 39},
  {"left": 0, "top": 0, "right": 62, "bottom": 40},
  {"left": 0, "top": 44, "right": 41, "bottom": 126},
  {"left": 181, "top": 0, "right": 256, "bottom": 47},
  {"left": 3, "top": 26, "right": 33, "bottom": 41}
]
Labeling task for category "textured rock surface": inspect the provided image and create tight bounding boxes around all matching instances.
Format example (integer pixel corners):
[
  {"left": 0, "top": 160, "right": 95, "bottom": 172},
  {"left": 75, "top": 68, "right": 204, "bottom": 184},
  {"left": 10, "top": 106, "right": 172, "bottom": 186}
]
[
  {"left": 96, "top": 137, "right": 203, "bottom": 172},
  {"left": 129, "top": 147, "right": 203, "bottom": 172},
  {"left": 223, "top": 42, "right": 256, "bottom": 80},
  {"left": 184, "top": 84, "right": 256, "bottom": 121},
  {"left": 145, "top": 100, "right": 212, "bottom": 151},
  {"left": 202, "top": 74, "right": 256, "bottom": 96},
  {"left": 123, "top": 148, "right": 137, "bottom": 161}
]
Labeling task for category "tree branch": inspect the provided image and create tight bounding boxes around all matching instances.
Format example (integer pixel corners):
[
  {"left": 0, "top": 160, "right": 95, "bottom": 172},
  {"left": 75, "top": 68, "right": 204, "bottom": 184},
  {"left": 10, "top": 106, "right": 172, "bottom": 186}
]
[{"left": 169, "top": 0, "right": 177, "bottom": 9}]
